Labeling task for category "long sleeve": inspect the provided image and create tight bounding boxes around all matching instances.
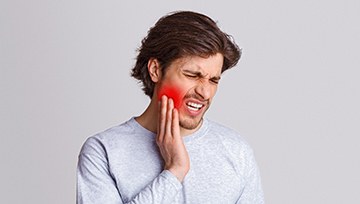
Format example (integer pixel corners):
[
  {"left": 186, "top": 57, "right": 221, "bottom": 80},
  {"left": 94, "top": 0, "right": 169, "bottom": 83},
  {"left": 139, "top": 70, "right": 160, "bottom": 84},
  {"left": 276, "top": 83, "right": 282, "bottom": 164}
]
[
  {"left": 77, "top": 118, "right": 265, "bottom": 203},
  {"left": 76, "top": 138, "right": 182, "bottom": 204},
  {"left": 236, "top": 148, "right": 265, "bottom": 204}
]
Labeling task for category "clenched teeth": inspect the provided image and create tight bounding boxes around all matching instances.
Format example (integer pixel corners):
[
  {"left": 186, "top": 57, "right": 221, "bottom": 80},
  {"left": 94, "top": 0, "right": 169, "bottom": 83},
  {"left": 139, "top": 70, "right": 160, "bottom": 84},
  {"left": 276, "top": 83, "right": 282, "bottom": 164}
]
[{"left": 186, "top": 102, "right": 203, "bottom": 110}]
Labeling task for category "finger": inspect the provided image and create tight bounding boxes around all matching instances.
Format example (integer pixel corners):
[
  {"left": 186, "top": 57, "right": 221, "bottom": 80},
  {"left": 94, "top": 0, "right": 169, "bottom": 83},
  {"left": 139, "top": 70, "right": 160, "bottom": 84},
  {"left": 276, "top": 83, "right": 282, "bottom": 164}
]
[
  {"left": 165, "top": 98, "right": 174, "bottom": 139},
  {"left": 172, "top": 108, "right": 181, "bottom": 139},
  {"left": 157, "top": 95, "right": 167, "bottom": 143}
]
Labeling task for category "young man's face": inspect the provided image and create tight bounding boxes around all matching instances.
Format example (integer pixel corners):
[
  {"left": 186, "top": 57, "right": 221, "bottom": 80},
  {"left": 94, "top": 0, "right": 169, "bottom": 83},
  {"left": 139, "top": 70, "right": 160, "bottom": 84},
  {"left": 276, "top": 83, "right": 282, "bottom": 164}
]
[{"left": 156, "top": 53, "right": 223, "bottom": 130}]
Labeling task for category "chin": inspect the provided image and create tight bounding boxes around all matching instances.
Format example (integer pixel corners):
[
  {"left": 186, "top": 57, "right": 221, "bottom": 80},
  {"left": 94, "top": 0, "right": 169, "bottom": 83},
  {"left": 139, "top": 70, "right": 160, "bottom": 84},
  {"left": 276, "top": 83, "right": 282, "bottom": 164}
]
[
  {"left": 178, "top": 104, "right": 209, "bottom": 130},
  {"left": 179, "top": 116, "right": 203, "bottom": 130}
]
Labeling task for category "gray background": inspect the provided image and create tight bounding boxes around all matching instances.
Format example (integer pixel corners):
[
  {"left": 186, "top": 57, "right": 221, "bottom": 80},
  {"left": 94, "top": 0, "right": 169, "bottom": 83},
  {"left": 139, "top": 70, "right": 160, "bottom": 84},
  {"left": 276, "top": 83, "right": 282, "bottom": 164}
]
[{"left": 1, "top": 0, "right": 359, "bottom": 203}]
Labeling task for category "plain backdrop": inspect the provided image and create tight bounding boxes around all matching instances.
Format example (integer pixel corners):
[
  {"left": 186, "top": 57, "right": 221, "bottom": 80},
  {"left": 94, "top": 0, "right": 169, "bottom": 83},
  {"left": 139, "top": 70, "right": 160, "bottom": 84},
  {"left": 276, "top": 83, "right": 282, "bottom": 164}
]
[{"left": 1, "top": 0, "right": 359, "bottom": 203}]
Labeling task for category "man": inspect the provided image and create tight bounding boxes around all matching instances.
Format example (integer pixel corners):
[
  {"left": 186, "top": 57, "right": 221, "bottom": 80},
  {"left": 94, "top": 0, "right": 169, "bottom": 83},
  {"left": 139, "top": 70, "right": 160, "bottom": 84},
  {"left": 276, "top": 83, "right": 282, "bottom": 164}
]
[{"left": 77, "top": 11, "right": 264, "bottom": 204}]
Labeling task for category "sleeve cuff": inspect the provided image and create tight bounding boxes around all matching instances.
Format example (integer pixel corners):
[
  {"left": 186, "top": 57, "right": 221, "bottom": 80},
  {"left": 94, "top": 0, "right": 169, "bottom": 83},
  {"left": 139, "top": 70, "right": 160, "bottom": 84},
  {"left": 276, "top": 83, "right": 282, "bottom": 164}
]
[{"left": 161, "top": 170, "right": 183, "bottom": 190}]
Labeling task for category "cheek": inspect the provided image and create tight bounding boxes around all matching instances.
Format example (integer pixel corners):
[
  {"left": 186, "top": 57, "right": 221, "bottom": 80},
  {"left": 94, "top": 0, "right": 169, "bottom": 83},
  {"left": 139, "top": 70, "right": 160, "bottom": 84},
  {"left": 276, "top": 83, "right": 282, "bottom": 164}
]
[{"left": 158, "top": 85, "right": 183, "bottom": 109}]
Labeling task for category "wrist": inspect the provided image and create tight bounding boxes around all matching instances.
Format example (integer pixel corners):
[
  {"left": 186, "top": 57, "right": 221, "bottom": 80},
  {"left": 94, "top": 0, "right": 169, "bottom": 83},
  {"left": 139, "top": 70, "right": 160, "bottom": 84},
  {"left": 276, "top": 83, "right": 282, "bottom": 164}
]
[{"left": 167, "top": 167, "right": 189, "bottom": 182}]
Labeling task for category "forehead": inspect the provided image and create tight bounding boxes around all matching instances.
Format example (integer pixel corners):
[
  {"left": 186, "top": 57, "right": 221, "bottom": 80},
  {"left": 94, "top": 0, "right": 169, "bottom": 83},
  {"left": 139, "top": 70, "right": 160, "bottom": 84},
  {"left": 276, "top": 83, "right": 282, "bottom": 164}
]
[{"left": 170, "top": 53, "right": 224, "bottom": 76}]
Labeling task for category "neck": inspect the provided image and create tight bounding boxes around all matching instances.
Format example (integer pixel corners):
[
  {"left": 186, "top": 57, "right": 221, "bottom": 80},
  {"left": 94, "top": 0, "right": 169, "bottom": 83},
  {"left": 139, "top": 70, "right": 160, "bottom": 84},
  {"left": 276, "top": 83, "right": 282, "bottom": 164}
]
[{"left": 135, "top": 98, "right": 158, "bottom": 134}]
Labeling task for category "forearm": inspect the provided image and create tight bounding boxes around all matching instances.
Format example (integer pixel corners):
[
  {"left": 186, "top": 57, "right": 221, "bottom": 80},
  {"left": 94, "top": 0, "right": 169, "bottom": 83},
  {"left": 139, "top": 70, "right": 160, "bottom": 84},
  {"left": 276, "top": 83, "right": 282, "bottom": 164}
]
[{"left": 125, "top": 170, "right": 182, "bottom": 204}]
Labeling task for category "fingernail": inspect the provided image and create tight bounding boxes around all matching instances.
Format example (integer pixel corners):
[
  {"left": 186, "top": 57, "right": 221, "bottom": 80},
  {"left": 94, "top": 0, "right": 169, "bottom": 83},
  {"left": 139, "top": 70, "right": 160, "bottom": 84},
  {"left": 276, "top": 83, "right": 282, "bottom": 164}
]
[{"left": 169, "top": 98, "right": 173, "bottom": 105}]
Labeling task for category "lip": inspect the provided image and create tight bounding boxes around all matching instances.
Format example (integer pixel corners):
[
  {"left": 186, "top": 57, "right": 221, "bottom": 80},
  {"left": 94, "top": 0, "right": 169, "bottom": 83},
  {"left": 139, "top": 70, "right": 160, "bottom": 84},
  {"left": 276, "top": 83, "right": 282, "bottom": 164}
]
[{"left": 183, "top": 99, "right": 207, "bottom": 116}]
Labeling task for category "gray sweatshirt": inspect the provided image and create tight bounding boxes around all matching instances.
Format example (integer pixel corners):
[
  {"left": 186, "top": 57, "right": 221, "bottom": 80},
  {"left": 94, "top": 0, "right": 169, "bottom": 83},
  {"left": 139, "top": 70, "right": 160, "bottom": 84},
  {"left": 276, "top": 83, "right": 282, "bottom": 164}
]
[{"left": 77, "top": 117, "right": 264, "bottom": 204}]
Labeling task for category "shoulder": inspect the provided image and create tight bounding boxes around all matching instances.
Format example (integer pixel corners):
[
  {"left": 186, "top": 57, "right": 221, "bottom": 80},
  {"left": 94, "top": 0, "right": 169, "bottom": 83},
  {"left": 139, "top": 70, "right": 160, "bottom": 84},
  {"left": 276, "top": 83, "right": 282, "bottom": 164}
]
[
  {"left": 79, "top": 118, "right": 136, "bottom": 156},
  {"left": 205, "top": 119, "right": 256, "bottom": 169},
  {"left": 205, "top": 119, "right": 259, "bottom": 176},
  {"left": 206, "top": 119, "right": 253, "bottom": 152}
]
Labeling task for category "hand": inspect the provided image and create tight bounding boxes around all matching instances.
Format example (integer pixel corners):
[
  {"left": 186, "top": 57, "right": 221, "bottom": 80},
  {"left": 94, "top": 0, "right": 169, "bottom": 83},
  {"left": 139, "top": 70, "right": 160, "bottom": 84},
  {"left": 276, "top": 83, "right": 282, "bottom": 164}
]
[{"left": 156, "top": 95, "right": 190, "bottom": 182}]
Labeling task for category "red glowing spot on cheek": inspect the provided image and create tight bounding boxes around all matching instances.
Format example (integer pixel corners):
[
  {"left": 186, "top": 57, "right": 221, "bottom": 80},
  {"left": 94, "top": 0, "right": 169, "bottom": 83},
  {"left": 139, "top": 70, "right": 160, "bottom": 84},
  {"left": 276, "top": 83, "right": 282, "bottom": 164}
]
[{"left": 158, "top": 85, "right": 183, "bottom": 109}]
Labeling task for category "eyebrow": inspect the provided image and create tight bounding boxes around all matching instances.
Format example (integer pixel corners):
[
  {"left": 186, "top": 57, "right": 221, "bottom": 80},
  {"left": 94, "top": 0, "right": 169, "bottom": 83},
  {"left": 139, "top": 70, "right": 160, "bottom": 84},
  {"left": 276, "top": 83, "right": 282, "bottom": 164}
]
[{"left": 182, "top": 69, "right": 221, "bottom": 81}]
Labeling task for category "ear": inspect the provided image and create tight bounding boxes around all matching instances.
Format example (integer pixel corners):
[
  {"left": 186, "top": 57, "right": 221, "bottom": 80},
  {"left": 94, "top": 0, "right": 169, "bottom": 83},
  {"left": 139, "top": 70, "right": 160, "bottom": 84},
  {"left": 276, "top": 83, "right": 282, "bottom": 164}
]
[{"left": 148, "top": 58, "right": 161, "bottom": 83}]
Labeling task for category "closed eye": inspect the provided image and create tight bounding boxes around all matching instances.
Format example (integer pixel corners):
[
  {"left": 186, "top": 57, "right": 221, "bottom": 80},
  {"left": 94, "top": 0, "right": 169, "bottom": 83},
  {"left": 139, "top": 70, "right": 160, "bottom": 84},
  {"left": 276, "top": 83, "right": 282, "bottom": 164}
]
[
  {"left": 210, "top": 79, "right": 219, "bottom": 84},
  {"left": 184, "top": 73, "right": 198, "bottom": 79},
  {"left": 182, "top": 70, "right": 220, "bottom": 84}
]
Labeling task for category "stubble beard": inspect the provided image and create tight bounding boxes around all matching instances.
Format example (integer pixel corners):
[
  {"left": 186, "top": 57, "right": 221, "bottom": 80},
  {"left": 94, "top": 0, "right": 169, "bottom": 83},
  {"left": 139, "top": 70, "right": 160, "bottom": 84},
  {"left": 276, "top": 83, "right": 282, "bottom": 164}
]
[
  {"left": 179, "top": 93, "right": 211, "bottom": 130},
  {"left": 179, "top": 105, "right": 209, "bottom": 130},
  {"left": 179, "top": 116, "right": 202, "bottom": 130}
]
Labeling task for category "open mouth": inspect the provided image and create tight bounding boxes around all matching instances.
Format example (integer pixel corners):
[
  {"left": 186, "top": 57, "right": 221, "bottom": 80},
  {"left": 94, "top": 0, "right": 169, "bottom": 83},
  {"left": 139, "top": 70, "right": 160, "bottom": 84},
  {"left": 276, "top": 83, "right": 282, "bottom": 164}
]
[{"left": 186, "top": 102, "right": 204, "bottom": 111}]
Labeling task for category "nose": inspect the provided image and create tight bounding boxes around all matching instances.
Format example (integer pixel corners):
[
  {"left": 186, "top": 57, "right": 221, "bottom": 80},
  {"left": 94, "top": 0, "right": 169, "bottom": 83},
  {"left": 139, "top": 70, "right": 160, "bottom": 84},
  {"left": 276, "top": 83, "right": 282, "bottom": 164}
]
[{"left": 194, "top": 82, "right": 212, "bottom": 100}]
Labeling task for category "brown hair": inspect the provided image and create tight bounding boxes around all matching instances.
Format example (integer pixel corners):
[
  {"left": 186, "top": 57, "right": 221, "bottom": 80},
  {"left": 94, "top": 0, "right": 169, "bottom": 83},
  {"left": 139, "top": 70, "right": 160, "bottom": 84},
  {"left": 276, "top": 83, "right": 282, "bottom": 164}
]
[{"left": 131, "top": 11, "right": 241, "bottom": 98}]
